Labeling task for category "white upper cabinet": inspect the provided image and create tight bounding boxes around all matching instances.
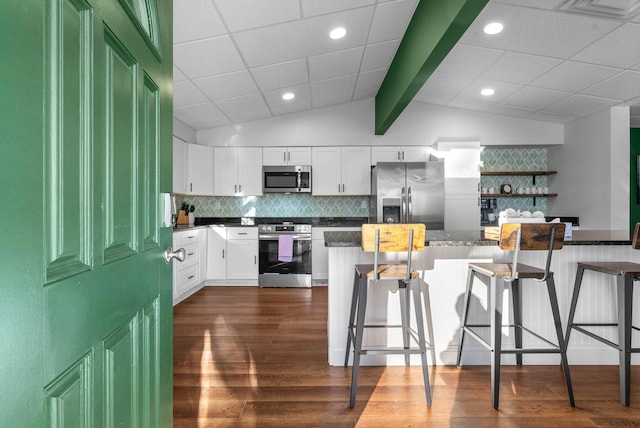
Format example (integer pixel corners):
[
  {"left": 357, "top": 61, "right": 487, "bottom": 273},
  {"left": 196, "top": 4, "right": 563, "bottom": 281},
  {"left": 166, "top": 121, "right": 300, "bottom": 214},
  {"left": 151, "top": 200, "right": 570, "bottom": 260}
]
[
  {"left": 213, "top": 147, "right": 263, "bottom": 196},
  {"left": 262, "top": 147, "right": 312, "bottom": 166},
  {"left": 371, "top": 146, "right": 427, "bottom": 165},
  {"left": 312, "top": 146, "right": 371, "bottom": 195},
  {"left": 173, "top": 137, "right": 188, "bottom": 194},
  {"left": 443, "top": 146, "right": 481, "bottom": 230},
  {"left": 187, "top": 144, "right": 214, "bottom": 196}
]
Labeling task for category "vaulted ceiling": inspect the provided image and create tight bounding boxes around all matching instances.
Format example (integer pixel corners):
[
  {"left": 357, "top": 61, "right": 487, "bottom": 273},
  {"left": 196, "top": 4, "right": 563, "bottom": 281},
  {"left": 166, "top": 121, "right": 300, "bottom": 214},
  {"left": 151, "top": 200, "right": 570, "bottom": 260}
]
[{"left": 173, "top": 0, "right": 640, "bottom": 132}]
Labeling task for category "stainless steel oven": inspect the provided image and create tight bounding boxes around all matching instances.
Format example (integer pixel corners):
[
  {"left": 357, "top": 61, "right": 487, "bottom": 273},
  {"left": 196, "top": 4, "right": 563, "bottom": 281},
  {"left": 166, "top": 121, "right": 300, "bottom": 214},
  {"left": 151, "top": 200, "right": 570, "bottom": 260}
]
[{"left": 258, "top": 223, "right": 312, "bottom": 287}]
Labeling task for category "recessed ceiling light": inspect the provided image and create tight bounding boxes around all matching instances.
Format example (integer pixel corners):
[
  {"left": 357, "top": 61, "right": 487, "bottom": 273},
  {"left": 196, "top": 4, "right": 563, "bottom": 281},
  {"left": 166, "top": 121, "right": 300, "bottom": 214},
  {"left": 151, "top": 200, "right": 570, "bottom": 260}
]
[
  {"left": 481, "top": 88, "right": 495, "bottom": 96},
  {"left": 483, "top": 22, "right": 503, "bottom": 35},
  {"left": 282, "top": 92, "right": 295, "bottom": 101},
  {"left": 329, "top": 27, "right": 347, "bottom": 40}
]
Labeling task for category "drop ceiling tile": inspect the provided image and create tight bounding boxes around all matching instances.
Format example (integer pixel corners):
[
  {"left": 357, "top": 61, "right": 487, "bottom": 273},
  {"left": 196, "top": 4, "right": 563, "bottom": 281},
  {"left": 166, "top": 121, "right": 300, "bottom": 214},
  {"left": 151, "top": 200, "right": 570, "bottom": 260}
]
[
  {"left": 173, "top": 81, "right": 210, "bottom": 108},
  {"left": 481, "top": 52, "right": 563, "bottom": 84},
  {"left": 447, "top": 96, "right": 495, "bottom": 111},
  {"left": 361, "top": 40, "right": 399, "bottom": 72},
  {"left": 216, "top": 93, "right": 270, "bottom": 118},
  {"left": 572, "top": 23, "right": 640, "bottom": 68},
  {"left": 194, "top": 71, "right": 259, "bottom": 101},
  {"left": 263, "top": 84, "right": 311, "bottom": 107},
  {"left": 225, "top": 109, "right": 273, "bottom": 123},
  {"left": 250, "top": 60, "right": 309, "bottom": 92},
  {"left": 368, "top": 0, "right": 418, "bottom": 43},
  {"left": 582, "top": 70, "right": 640, "bottom": 100},
  {"left": 547, "top": 93, "right": 620, "bottom": 116},
  {"left": 486, "top": 104, "right": 538, "bottom": 118},
  {"left": 530, "top": 60, "right": 621, "bottom": 92},
  {"left": 435, "top": 44, "right": 504, "bottom": 78},
  {"left": 233, "top": 6, "right": 374, "bottom": 67},
  {"left": 313, "top": 94, "right": 353, "bottom": 108},
  {"left": 173, "top": 0, "right": 226, "bottom": 44},
  {"left": 301, "top": 0, "right": 376, "bottom": 17},
  {"left": 412, "top": 94, "right": 455, "bottom": 106},
  {"left": 214, "top": 0, "right": 301, "bottom": 32},
  {"left": 309, "top": 47, "right": 364, "bottom": 81},
  {"left": 526, "top": 110, "right": 577, "bottom": 124},
  {"left": 418, "top": 72, "right": 474, "bottom": 98},
  {"left": 460, "top": 2, "right": 620, "bottom": 58},
  {"left": 174, "top": 66, "right": 188, "bottom": 83},
  {"left": 502, "top": 86, "right": 572, "bottom": 110},
  {"left": 491, "top": 0, "right": 564, "bottom": 9},
  {"left": 354, "top": 68, "right": 387, "bottom": 99},
  {"left": 174, "top": 36, "right": 245, "bottom": 79},
  {"left": 311, "top": 75, "right": 358, "bottom": 100},
  {"left": 271, "top": 99, "right": 312, "bottom": 115},
  {"left": 174, "top": 103, "right": 231, "bottom": 130}
]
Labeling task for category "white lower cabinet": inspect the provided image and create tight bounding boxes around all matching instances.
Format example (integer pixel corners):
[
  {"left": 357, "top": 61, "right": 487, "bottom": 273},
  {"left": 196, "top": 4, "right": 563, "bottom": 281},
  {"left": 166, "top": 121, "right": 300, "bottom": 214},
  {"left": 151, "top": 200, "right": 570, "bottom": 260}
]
[
  {"left": 312, "top": 227, "right": 361, "bottom": 282},
  {"left": 206, "top": 226, "right": 259, "bottom": 285},
  {"left": 172, "top": 228, "right": 207, "bottom": 305}
]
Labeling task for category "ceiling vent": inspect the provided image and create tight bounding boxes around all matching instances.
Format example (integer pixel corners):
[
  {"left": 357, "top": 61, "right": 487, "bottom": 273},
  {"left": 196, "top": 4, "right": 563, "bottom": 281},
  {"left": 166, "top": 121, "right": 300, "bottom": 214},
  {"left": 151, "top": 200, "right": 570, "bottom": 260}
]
[{"left": 559, "top": 0, "right": 640, "bottom": 20}]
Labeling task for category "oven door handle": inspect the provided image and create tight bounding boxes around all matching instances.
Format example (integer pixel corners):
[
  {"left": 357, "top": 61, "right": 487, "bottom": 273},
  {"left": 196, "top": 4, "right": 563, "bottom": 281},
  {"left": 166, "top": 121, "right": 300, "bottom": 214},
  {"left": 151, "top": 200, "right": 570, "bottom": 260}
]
[{"left": 259, "top": 234, "right": 312, "bottom": 240}]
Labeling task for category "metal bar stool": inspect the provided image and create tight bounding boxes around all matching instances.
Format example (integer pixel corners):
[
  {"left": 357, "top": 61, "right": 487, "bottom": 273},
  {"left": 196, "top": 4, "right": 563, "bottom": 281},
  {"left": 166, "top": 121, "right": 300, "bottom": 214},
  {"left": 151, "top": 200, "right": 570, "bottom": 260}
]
[
  {"left": 565, "top": 223, "right": 640, "bottom": 406},
  {"left": 456, "top": 222, "right": 574, "bottom": 409},
  {"left": 345, "top": 223, "right": 434, "bottom": 408}
]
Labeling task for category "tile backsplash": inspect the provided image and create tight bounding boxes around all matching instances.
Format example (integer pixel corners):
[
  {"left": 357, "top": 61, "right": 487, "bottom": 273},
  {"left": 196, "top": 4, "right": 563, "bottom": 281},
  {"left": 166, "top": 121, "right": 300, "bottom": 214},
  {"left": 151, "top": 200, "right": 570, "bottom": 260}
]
[
  {"left": 481, "top": 147, "right": 548, "bottom": 214},
  {"left": 177, "top": 193, "right": 369, "bottom": 218}
]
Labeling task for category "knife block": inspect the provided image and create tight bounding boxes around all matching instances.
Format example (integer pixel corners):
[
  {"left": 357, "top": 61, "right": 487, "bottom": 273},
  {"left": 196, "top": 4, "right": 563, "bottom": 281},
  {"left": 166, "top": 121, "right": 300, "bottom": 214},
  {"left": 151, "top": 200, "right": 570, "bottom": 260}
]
[{"left": 176, "top": 210, "right": 189, "bottom": 225}]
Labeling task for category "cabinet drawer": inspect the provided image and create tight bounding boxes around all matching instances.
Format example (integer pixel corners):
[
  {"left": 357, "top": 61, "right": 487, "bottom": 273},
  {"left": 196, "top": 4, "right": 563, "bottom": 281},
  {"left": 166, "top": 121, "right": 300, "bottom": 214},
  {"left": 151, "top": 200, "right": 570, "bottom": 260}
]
[
  {"left": 176, "top": 263, "right": 199, "bottom": 288},
  {"left": 174, "top": 229, "right": 200, "bottom": 247},
  {"left": 178, "top": 242, "right": 199, "bottom": 269},
  {"left": 226, "top": 227, "right": 257, "bottom": 240}
]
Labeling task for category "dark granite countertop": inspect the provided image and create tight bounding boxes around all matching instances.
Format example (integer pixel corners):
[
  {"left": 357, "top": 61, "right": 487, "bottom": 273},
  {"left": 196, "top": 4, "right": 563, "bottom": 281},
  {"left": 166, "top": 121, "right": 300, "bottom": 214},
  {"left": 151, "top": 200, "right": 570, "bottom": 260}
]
[
  {"left": 324, "top": 229, "right": 633, "bottom": 247},
  {"left": 193, "top": 216, "right": 368, "bottom": 227}
]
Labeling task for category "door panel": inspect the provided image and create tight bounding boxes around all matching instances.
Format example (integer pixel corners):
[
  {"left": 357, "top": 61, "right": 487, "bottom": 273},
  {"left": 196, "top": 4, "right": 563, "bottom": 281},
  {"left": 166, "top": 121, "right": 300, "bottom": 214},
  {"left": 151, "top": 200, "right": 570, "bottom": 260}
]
[
  {"left": 45, "top": 0, "right": 93, "bottom": 283},
  {"left": 103, "top": 29, "right": 138, "bottom": 264},
  {"left": 0, "top": 0, "right": 173, "bottom": 426}
]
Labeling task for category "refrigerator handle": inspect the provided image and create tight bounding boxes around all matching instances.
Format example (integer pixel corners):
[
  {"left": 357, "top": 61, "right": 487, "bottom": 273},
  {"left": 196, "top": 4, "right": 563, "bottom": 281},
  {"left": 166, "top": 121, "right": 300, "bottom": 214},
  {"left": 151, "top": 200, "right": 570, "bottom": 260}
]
[
  {"left": 401, "top": 185, "right": 406, "bottom": 223},
  {"left": 408, "top": 186, "right": 412, "bottom": 222}
]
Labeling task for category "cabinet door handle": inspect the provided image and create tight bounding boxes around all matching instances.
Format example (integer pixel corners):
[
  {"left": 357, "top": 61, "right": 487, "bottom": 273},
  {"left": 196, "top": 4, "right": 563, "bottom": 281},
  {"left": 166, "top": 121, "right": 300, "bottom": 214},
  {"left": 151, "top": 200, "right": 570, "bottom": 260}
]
[
  {"left": 234, "top": 184, "right": 237, "bottom": 193},
  {"left": 254, "top": 255, "right": 257, "bottom": 264},
  {"left": 342, "top": 184, "right": 345, "bottom": 193},
  {"left": 238, "top": 232, "right": 247, "bottom": 235},
  {"left": 401, "top": 151, "right": 405, "bottom": 160},
  {"left": 190, "top": 183, "right": 193, "bottom": 192},
  {"left": 239, "top": 184, "right": 242, "bottom": 192},
  {"left": 222, "top": 249, "right": 225, "bottom": 258},
  {"left": 338, "top": 184, "right": 341, "bottom": 193},
  {"left": 187, "top": 252, "right": 195, "bottom": 256},
  {"left": 187, "top": 275, "right": 195, "bottom": 280}
]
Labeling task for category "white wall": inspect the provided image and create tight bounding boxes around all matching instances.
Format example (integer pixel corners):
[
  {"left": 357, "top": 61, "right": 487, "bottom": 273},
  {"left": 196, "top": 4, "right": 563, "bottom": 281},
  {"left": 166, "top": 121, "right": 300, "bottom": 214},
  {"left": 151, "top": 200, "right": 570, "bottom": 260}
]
[
  {"left": 173, "top": 117, "right": 197, "bottom": 143},
  {"left": 197, "top": 98, "right": 564, "bottom": 147},
  {"left": 548, "top": 106, "right": 630, "bottom": 230}
]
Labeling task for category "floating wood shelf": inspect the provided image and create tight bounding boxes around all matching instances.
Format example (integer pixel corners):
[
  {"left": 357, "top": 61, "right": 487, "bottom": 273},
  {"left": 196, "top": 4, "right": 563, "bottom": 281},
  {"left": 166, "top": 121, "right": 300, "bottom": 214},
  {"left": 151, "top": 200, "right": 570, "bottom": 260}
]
[{"left": 481, "top": 171, "right": 557, "bottom": 176}]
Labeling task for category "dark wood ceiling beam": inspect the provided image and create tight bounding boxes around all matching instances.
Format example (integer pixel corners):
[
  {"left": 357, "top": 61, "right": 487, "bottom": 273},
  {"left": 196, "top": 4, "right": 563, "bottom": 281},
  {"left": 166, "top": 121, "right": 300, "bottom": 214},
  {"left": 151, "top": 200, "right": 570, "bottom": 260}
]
[{"left": 374, "top": 0, "right": 489, "bottom": 135}]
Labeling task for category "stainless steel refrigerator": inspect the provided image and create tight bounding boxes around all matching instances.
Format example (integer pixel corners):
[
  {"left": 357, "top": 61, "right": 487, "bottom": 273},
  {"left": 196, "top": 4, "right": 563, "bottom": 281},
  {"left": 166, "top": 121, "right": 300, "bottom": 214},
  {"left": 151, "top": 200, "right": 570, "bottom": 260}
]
[{"left": 370, "top": 162, "right": 445, "bottom": 229}]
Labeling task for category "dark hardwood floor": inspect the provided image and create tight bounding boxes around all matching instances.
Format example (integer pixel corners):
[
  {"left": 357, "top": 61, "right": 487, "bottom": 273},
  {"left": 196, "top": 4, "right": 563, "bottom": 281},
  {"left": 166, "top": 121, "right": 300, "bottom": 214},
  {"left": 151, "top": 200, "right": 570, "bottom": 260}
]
[{"left": 173, "top": 286, "right": 640, "bottom": 427}]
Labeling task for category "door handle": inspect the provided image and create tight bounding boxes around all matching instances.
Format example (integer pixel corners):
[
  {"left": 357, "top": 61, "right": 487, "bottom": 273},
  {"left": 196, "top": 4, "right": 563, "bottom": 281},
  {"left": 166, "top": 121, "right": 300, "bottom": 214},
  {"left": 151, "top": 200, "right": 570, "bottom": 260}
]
[{"left": 164, "top": 246, "right": 185, "bottom": 264}]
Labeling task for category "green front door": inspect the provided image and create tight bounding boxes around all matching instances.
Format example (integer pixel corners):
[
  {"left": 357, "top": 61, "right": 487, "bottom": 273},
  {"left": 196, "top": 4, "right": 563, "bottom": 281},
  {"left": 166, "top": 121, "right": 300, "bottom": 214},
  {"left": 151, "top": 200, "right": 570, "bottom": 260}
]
[{"left": 1, "top": 0, "right": 173, "bottom": 426}]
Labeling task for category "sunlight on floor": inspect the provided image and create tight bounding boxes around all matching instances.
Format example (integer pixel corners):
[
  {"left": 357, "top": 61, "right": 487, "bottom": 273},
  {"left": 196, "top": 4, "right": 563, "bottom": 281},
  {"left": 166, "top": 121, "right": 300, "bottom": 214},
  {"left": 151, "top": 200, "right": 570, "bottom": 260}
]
[{"left": 198, "top": 329, "right": 212, "bottom": 420}]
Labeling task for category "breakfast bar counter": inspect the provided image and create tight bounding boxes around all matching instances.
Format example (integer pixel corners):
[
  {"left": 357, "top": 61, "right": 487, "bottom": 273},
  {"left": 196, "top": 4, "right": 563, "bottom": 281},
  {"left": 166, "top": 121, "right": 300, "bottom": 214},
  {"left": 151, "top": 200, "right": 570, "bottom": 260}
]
[{"left": 325, "top": 229, "right": 639, "bottom": 367}]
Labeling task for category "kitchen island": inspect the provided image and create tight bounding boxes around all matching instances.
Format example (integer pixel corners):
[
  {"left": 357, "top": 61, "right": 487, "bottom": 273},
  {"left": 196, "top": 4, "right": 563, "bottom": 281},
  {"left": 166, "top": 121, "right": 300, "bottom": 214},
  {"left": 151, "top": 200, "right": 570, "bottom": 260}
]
[{"left": 326, "top": 229, "right": 639, "bottom": 367}]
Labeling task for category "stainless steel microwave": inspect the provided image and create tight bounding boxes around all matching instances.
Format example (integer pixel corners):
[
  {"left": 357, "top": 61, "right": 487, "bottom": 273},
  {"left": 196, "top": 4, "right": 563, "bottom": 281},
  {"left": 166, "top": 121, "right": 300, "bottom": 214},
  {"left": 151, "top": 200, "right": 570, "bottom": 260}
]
[{"left": 262, "top": 165, "right": 311, "bottom": 193}]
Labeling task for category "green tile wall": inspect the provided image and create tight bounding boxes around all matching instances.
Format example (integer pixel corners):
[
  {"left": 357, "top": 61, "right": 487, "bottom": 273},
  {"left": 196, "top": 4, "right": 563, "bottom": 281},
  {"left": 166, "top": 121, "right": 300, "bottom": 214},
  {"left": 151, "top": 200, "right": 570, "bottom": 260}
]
[
  {"left": 177, "top": 193, "right": 369, "bottom": 218},
  {"left": 481, "top": 147, "right": 548, "bottom": 214}
]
